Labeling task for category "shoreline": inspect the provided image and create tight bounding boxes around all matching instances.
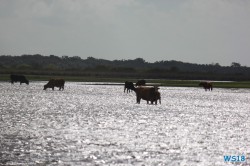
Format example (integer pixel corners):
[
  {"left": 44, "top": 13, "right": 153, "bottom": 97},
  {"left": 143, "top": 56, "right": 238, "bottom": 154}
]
[{"left": 1, "top": 74, "right": 250, "bottom": 88}]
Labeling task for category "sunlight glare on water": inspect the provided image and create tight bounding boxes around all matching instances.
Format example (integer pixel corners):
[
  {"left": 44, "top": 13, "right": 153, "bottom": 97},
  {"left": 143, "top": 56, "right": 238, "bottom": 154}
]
[{"left": 0, "top": 82, "right": 249, "bottom": 165}]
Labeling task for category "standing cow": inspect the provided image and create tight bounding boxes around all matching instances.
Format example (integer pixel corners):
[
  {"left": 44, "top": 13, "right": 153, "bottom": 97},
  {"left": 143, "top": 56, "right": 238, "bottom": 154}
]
[
  {"left": 150, "top": 90, "right": 161, "bottom": 104},
  {"left": 44, "top": 79, "right": 65, "bottom": 90},
  {"left": 199, "top": 82, "right": 213, "bottom": 91},
  {"left": 124, "top": 81, "right": 135, "bottom": 93},
  {"left": 10, "top": 74, "right": 29, "bottom": 85},
  {"left": 135, "top": 86, "right": 161, "bottom": 105},
  {"left": 136, "top": 80, "right": 146, "bottom": 86}
]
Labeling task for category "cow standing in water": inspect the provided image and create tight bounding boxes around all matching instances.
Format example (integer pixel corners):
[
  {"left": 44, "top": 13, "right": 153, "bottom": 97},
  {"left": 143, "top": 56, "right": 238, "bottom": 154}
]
[
  {"left": 10, "top": 74, "right": 29, "bottom": 85},
  {"left": 127, "top": 82, "right": 161, "bottom": 104},
  {"left": 124, "top": 81, "right": 135, "bottom": 93},
  {"left": 44, "top": 79, "right": 65, "bottom": 90},
  {"left": 135, "top": 86, "right": 161, "bottom": 104},
  {"left": 136, "top": 80, "right": 146, "bottom": 86},
  {"left": 199, "top": 82, "right": 213, "bottom": 91}
]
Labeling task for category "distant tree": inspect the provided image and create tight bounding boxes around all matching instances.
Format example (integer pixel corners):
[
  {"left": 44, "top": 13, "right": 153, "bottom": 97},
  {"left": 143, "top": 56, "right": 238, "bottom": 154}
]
[
  {"left": 111, "top": 67, "right": 135, "bottom": 72},
  {"left": 49, "top": 55, "right": 60, "bottom": 61},
  {"left": 147, "top": 68, "right": 162, "bottom": 73},
  {"left": 231, "top": 62, "right": 241, "bottom": 67},
  {"left": 87, "top": 57, "right": 96, "bottom": 60},
  {"left": 44, "top": 64, "right": 59, "bottom": 70},
  {"left": 210, "top": 62, "right": 221, "bottom": 67},
  {"left": 215, "top": 63, "right": 220, "bottom": 66},
  {"left": 170, "top": 66, "right": 179, "bottom": 72},
  {"left": 71, "top": 56, "right": 82, "bottom": 60},
  {"left": 62, "top": 55, "right": 69, "bottom": 59},
  {"left": 17, "top": 64, "right": 32, "bottom": 70},
  {"left": 134, "top": 58, "right": 145, "bottom": 63},
  {"left": 94, "top": 65, "right": 109, "bottom": 71}
]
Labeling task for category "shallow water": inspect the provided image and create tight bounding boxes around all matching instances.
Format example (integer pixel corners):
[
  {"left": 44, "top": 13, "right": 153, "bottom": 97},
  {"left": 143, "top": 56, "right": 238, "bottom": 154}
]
[{"left": 0, "top": 82, "right": 249, "bottom": 166}]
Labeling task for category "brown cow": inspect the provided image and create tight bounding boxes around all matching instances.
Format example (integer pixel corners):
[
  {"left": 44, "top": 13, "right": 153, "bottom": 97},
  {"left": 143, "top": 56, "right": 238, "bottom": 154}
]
[
  {"left": 199, "top": 82, "right": 213, "bottom": 91},
  {"left": 150, "top": 90, "right": 161, "bottom": 104},
  {"left": 136, "top": 80, "right": 146, "bottom": 86},
  {"left": 44, "top": 79, "right": 65, "bottom": 90},
  {"left": 135, "top": 86, "right": 161, "bottom": 104}
]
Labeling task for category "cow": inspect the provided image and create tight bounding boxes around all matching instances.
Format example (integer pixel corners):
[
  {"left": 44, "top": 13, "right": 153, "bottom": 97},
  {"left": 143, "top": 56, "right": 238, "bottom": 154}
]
[
  {"left": 10, "top": 74, "right": 29, "bottom": 85},
  {"left": 136, "top": 80, "right": 146, "bottom": 86},
  {"left": 150, "top": 90, "right": 161, "bottom": 105},
  {"left": 135, "top": 86, "right": 161, "bottom": 105},
  {"left": 44, "top": 79, "right": 65, "bottom": 90},
  {"left": 199, "top": 82, "right": 213, "bottom": 91},
  {"left": 124, "top": 81, "right": 135, "bottom": 93}
]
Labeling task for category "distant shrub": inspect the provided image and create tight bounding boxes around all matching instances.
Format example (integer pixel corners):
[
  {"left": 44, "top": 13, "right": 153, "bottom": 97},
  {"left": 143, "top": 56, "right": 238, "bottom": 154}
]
[{"left": 17, "top": 64, "right": 32, "bottom": 70}]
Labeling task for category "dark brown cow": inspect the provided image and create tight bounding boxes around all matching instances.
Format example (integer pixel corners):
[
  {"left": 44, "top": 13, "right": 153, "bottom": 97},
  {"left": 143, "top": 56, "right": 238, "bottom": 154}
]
[
  {"left": 10, "top": 74, "right": 29, "bottom": 85},
  {"left": 150, "top": 90, "right": 161, "bottom": 104},
  {"left": 44, "top": 79, "right": 65, "bottom": 90},
  {"left": 199, "top": 82, "right": 213, "bottom": 91},
  {"left": 124, "top": 81, "right": 135, "bottom": 93},
  {"left": 135, "top": 86, "right": 161, "bottom": 104},
  {"left": 136, "top": 80, "right": 146, "bottom": 86}
]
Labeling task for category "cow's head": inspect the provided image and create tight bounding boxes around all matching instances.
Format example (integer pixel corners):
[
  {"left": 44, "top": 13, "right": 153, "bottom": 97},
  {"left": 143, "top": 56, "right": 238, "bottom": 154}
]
[
  {"left": 154, "top": 86, "right": 159, "bottom": 91},
  {"left": 43, "top": 84, "right": 48, "bottom": 90}
]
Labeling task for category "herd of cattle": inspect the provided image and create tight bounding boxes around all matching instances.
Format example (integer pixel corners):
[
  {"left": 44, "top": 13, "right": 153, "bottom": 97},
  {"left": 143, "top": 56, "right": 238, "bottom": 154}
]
[
  {"left": 10, "top": 74, "right": 65, "bottom": 91},
  {"left": 9, "top": 74, "right": 213, "bottom": 105}
]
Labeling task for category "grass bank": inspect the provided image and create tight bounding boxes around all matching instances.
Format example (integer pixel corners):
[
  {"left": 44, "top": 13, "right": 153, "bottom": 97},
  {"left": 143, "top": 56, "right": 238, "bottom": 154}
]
[{"left": 1, "top": 74, "right": 250, "bottom": 89}]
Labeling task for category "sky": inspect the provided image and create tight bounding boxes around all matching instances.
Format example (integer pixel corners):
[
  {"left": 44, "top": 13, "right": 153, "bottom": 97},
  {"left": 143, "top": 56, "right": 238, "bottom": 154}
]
[{"left": 0, "top": 0, "right": 250, "bottom": 66}]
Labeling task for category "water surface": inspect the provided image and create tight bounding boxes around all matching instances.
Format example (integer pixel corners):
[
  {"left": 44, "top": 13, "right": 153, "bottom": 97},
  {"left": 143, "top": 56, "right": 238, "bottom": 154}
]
[{"left": 0, "top": 82, "right": 249, "bottom": 165}]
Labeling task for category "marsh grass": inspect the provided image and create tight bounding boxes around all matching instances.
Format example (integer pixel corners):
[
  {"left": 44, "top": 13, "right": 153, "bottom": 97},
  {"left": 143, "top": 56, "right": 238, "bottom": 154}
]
[{"left": 1, "top": 74, "right": 249, "bottom": 88}]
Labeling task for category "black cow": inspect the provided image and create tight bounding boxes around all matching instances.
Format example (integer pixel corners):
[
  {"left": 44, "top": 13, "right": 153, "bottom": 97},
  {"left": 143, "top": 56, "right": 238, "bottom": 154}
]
[
  {"left": 136, "top": 80, "right": 146, "bottom": 86},
  {"left": 10, "top": 74, "right": 29, "bottom": 85},
  {"left": 199, "top": 82, "right": 213, "bottom": 91},
  {"left": 124, "top": 81, "right": 135, "bottom": 93},
  {"left": 44, "top": 79, "right": 65, "bottom": 90}
]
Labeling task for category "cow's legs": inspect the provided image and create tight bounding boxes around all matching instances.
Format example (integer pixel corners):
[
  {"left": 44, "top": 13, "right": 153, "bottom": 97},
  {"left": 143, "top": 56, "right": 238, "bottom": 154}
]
[
  {"left": 150, "top": 100, "right": 157, "bottom": 105},
  {"left": 136, "top": 96, "right": 140, "bottom": 104}
]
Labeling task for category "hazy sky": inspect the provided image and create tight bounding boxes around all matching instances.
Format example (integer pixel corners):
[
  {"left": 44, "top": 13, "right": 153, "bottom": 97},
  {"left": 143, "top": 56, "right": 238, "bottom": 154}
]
[{"left": 1, "top": 0, "right": 250, "bottom": 66}]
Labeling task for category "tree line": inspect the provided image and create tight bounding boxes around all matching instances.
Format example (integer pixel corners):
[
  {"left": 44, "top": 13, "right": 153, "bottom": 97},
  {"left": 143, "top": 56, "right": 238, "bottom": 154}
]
[{"left": 0, "top": 54, "right": 249, "bottom": 81}]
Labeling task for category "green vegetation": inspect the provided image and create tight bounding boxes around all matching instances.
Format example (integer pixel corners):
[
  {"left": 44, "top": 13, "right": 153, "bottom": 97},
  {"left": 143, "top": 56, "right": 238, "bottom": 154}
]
[
  {"left": 212, "top": 81, "right": 250, "bottom": 89},
  {"left": 148, "top": 79, "right": 250, "bottom": 89},
  {"left": 1, "top": 74, "right": 249, "bottom": 89},
  {"left": 1, "top": 54, "right": 250, "bottom": 88}
]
